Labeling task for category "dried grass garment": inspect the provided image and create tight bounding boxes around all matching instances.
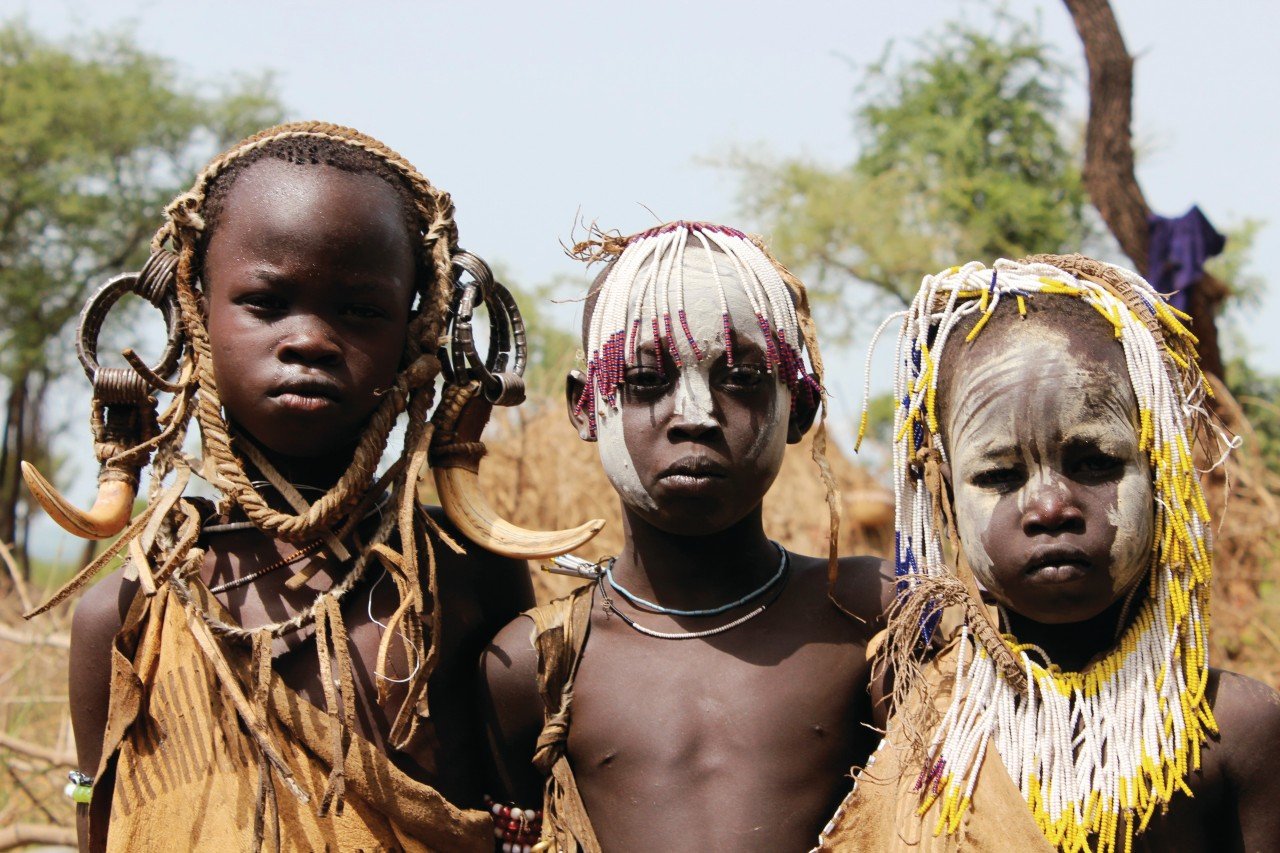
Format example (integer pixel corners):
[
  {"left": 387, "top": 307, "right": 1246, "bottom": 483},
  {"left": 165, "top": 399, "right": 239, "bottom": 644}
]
[{"left": 92, "top": 584, "right": 491, "bottom": 852}]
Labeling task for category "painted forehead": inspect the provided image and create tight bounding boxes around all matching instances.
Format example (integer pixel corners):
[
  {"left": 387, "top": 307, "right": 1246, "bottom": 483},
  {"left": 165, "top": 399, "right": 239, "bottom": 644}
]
[
  {"left": 944, "top": 325, "right": 1140, "bottom": 454},
  {"left": 574, "top": 223, "right": 818, "bottom": 436},
  {"left": 938, "top": 302, "right": 1135, "bottom": 438}
]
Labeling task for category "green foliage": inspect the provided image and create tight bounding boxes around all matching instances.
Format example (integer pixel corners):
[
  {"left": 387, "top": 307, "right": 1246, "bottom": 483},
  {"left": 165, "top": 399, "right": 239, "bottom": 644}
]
[
  {"left": 0, "top": 19, "right": 283, "bottom": 565},
  {"left": 0, "top": 20, "right": 283, "bottom": 380},
  {"left": 729, "top": 12, "right": 1092, "bottom": 337}
]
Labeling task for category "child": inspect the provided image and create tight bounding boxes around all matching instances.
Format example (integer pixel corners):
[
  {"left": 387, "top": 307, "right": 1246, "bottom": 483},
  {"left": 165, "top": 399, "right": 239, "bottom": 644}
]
[
  {"left": 480, "top": 222, "right": 894, "bottom": 852},
  {"left": 818, "top": 255, "right": 1280, "bottom": 851},
  {"left": 23, "top": 122, "right": 589, "bottom": 851}
]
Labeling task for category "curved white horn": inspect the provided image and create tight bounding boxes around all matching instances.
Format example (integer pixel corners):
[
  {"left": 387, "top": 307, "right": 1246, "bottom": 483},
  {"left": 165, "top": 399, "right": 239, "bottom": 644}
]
[
  {"left": 22, "top": 461, "right": 135, "bottom": 540},
  {"left": 434, "top": 465, "right": 604, "bottom": 560},
  {"left": 431, "top": 382, "right": 604, "bottom": 560}
]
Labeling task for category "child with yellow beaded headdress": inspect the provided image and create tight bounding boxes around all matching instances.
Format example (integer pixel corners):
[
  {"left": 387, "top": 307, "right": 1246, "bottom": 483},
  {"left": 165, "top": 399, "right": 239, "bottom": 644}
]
[
  {"left": 28, "top": 122, "right": 598, "bottom": 851},
  {"left": 817, "top": 254, "right": 1280, "bottom": 852}
]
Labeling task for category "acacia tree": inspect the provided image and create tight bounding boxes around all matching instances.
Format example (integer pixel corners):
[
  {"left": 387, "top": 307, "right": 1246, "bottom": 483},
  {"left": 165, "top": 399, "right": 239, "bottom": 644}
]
[
  {"left": 730, "top": 13, "right": 1097, "bottom": 336},
  {"left": 0, "top": 21, "right": 283, "bottom": 572}
]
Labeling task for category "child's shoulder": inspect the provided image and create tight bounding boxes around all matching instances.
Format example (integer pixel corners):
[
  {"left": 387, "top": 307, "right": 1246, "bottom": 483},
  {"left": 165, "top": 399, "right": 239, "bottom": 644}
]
[
  {"left": 1200, "top": 667, "right": 1280, "bottom": 845},
  {"left": 419, "top": 502, "right": 534, "bottom": 621},
  {"left": 1208, "top": 666, "right": 1280, "bottom": 773},
  {"left": 788, "top": 551, "right": 894, "bottom": 639}
]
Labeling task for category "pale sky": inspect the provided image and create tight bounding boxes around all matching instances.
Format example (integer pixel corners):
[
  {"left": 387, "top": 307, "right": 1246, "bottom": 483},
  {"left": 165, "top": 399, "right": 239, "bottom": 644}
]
[{"left": 6, "top": 0, "right": 1279, "bottom": 556}]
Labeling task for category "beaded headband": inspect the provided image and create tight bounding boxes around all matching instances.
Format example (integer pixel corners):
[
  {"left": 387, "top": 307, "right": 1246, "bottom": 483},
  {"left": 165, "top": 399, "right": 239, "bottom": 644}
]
[
  {"left": 872, "top": 255, "right": 1220, "bottom": 853},
  {"left": 573, "top": 221, "right": 822, "bottom": 437}
]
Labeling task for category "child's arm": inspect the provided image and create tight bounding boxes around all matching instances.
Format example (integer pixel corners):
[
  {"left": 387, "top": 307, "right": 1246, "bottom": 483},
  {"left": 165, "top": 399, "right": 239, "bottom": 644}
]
[
  {"left": 478, "top": 616, "right": 546, "bottom": 809},
  {"left": 1212, "top": 669, "right": 1280, "bottom": 848},
  {"left": 68, "top": 570, "right": 136, "bottom": 853},
  {"left": 829, "top": 556, "right": 897, "bottom": 730}
]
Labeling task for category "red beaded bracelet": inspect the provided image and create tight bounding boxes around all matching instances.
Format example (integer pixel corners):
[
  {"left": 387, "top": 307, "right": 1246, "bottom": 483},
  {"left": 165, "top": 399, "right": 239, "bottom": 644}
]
[{"left": 483, "top": 794, "right": 543, "bottom": 852}]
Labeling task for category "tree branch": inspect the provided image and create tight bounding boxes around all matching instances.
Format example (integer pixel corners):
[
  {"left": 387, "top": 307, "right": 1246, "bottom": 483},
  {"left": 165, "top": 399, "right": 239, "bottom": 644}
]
[
  {"left": 1062, "top": 0, "right": 1151, "bottom": 269},
  {"left": 0, "top": 731, "right": 75, "bottom": 767},
  {"left": 0, "top": 823, "right": 77, "bottom": 851},
  {"left": 0, "top": 623, "right": 71, "bottom": 650}
]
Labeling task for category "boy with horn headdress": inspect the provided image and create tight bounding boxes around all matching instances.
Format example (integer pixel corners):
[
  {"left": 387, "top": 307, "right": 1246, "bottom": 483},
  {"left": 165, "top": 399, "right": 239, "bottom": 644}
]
[
  {"left": 818, "top": 255, "right": 1280, "bottom": 851},
  {"left": 24, "top": 122, "right": 602, "bottom": 851}
]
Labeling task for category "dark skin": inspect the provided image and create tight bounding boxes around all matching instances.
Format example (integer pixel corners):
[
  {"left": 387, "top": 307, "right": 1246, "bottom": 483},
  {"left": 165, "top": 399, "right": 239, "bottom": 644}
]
[
  {"left": 482, "top": 314, "right": 895, "bottom": 851},
  {"left": 68, "top": 159, "right": 533, "bottom": 851},
  {"left": 937, "top": 311, "right": 1280, "bottom": 852}
]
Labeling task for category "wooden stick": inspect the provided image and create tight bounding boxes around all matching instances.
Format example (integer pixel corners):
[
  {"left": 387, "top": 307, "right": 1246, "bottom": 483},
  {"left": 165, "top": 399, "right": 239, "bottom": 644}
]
[
  {"left": 0, "top": 623, "right": 70, "bottom": 650},
  {"left": 0, "top": 540, "right": 33, "bottom": 614},
  {"left": 0, "top": 823, "right": 77, "bottom": 851},
  {"left": 0, "top": 731, "right": 76, "bottom": 766}
]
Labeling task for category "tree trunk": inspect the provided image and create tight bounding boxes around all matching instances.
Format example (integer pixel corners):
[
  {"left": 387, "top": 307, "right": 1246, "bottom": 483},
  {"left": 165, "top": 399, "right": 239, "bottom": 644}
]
[
  {"left": 0, "top": 375, "right": 28, "bottom": 574},
  {"left": 1063, "top": 0, "right": 1224, "bottom": 376}
]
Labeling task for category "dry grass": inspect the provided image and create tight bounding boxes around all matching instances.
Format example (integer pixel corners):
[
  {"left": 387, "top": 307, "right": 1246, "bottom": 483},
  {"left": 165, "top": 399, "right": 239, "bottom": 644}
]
[{"left": 2, "top": 390, "right": 1278, "bottom": 843}]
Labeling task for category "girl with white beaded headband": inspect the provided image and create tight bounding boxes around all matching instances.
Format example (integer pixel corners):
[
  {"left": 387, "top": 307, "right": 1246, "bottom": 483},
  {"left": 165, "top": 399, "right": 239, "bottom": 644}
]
[{"left": 818, "top": 254, "right": 1280, "bottom": 853}]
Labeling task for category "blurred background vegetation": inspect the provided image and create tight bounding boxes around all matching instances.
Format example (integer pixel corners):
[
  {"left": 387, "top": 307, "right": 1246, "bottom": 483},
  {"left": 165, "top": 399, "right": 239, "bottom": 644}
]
[{"left": 1, "top": 0, "right": 1278, "bottom": 845}]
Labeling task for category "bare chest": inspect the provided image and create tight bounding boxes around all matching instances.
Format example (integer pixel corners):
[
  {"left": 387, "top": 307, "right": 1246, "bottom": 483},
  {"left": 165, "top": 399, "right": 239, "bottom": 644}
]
[{"left": 567, "top": 600, "right": 872, "bottom": 790}]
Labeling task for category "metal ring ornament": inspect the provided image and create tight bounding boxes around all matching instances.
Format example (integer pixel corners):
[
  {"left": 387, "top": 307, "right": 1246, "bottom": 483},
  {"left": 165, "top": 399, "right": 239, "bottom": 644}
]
[
  {"left": 443, "top": 251, "right": 528, "bottom": 406},
  {"left": 76, "top": 262, "right": 182, "bottom": 402}
]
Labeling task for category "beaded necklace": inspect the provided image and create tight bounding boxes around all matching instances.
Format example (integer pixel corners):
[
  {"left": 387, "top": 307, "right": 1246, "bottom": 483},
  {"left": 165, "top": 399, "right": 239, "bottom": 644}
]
[
  {"left": 599, "top": 550, "right": 791, "bottom": 641},
  {"left": 870, "top": 256, "right": 1225, "bottom": 853},
  {"left": 604, "top": 540, "right": 788, "bottom": 617}
]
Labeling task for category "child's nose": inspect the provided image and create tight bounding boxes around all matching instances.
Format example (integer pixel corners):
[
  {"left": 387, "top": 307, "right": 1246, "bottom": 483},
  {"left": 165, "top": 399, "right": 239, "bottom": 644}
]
[
  {"left": 1020, "top": 478, "right": 1084, "bottom": 536},
  {"left": 278, "top": 320, "right": 342, "bottom": 366},
  {"left": 668, "top": 375, "right": 719, "bottom": 439}
]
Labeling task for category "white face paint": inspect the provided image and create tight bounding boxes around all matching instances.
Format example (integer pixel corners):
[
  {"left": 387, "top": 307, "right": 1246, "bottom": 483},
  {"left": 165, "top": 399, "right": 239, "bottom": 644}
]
[
  {"left": 944, "top": 322, "right": 1154, "bottom": 605},
  {"left": 593, "top": 243, "right": 790, "bottom": 512}
]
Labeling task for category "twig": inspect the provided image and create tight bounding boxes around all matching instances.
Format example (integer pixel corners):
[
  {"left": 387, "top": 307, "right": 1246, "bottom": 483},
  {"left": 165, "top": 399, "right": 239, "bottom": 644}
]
[
  {"left": 0, "top": 823, "right": 77, "bottom": 850},
  {"left": 0, "top": 540, "right": 33, "bottom": 614},
  {"left": 0, "top": 731, "right": 76, "bottom": 767},
  {"left": 0, "top": 623, "right": 70, "bottom": 649},
  {"left": 1255, "top": 619, "right": 1280, "bottom": 657},
  {"left": 2, "top": 762, "right": 60, "bottom": 825}
]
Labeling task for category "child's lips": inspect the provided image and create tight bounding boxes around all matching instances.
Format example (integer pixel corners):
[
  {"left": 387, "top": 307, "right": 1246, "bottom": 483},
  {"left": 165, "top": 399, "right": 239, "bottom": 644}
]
[
  {"left": 1025, "top": 562, "right": 1090, "bottom": 584},
  {"left": 1023, "top": 547, "right": 1092, "bottom": 584},
  {"left": 273, "top": 392, "right": 339, "bottom": 413},
  {"left": 657, "top": 458, "right": 728, "bottom": 495},
  {"left": 271, "top": 379, "right": 341, "bottom": 413}
]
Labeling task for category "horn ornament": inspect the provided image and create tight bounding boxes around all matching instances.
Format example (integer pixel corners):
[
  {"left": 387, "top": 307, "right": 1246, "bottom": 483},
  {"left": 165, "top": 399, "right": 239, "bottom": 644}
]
[
  {"left": 21, "top": 463, "right": 135, "bottom": 540},
  {"left": 430, "top": 381, "right": 604, "bottom": 560},
  {"left": 22, "top": 260, "right": 181, "bottom": 541}
]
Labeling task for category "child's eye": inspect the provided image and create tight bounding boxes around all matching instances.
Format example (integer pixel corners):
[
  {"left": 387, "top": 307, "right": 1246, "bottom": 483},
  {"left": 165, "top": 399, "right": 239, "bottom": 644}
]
[
  {"left": 238, "top": 293, "right": 287, "bottom": 313},
  {"left": 1072, "top": 453, "right": 1124, "bottom": 480},
  {"left": 624, "top": 366, "right": 669, "bottom": 391},
  {"left": 342, "top": 303, "right": 388, "bottom": 320},
  {"left": 971, "top": 467, "right": 1024, "bottom": 490},
  {"left": 720, "top": 365, "right": 766, "bottom": 391}
]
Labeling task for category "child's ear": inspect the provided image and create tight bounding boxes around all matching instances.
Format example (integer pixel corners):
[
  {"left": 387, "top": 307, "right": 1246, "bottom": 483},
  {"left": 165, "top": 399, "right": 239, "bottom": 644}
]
[
  {"left": 786, "top": 379, "right": 819, "bottom": 444},
  {"left": 565, "top": 370, "right": 596, "bottom": 442}
]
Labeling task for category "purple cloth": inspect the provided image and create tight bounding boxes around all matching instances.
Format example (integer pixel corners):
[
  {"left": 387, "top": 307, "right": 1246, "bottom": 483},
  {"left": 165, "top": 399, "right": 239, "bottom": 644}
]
[{"left": 1147, "top": 205, "right": 1226, "bottom": 311}]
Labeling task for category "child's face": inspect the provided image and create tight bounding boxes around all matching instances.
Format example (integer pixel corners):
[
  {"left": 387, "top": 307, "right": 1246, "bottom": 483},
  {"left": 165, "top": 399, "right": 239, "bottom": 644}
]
[
  {"left": 943, "top": 319, "right": 1154, "bottom": 625},
  {"left": 588, "top": 247, "right": 796, "bottom": 535},
  {"left": 203, "top": 159, "right": 416, "bottom": 461}
]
